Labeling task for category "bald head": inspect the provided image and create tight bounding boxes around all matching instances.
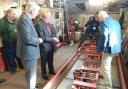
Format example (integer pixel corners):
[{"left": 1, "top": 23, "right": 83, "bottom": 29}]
[
  {"left": 6, "top": 8, "right": 16, "bottom": 22},
  {"left": 98, "top": 10, "right": 108, "bottom": 22}
]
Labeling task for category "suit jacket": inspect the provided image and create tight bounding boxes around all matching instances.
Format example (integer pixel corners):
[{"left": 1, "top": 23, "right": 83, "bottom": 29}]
[
  {"left": 35, "top": 19, "right": 57, "bottom": 52},
  {"left": 16, "top": 12, "right": 40, "bottom": 60}
]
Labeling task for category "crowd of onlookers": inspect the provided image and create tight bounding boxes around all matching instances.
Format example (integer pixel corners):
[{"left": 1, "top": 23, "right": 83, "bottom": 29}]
[{"left": 0, "top": 2, "right": 59, "bottom": 89}]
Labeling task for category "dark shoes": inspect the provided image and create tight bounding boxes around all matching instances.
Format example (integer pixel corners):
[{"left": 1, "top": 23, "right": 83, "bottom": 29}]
[
  {"left": 99, "top": 75, "right": 104, "bottom": 79},
  {"left": 42, "top": 74, "right": 48, "bottom": 80},
  {"left": 0, "top": 78, "right": 6, "bottom": 83},
  {"left": 42, "top": 71, "right": 56, "bottom": 80},
  {"left": 49, "top": 71, "right": 56, "bottom": 75},
  {"left": 36, "top": 82, "right": 42, "bottom": 88}
]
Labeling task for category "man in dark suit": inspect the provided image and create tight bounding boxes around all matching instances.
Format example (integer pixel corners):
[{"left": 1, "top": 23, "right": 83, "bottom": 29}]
[
  {"left": 35, "top": 12, "right": 59, "bottom": 80},
  {"left": 16, "top": 2, "right": 43, "bottom": 89}
]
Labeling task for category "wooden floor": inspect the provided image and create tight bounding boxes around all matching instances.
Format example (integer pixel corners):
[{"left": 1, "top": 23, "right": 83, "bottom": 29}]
[{"left": 0, "top": 44, "right": 121, "bottom": 89}]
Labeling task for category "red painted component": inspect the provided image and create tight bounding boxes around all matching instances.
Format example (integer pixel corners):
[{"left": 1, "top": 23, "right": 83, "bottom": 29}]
[
  {"left": 0, "top": 47, "right": 6, "bottom": 72},
  {"left": 80, "top": 45, "right": 96, "bottom": 50},
  {"left": 73, "top": 80, "right": 97, "bottom": 89},
  {"left": 78, "top": 50, "right": 101, "bottom": 61},
  {"left": 73, "top": 69, "right": 99, "bottom": 81},
  {"left": 44, "top": 52, "right": 79, "bottom": 89},
  {"left": 116, "top": 55, "right": 127, "bottom": 89}
]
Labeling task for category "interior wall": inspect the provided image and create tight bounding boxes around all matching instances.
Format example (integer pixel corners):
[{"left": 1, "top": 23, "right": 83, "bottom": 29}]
[
  {"left": 0, "top": 0, "right": 24, "bottom": 18},
  {"left": 70, "top": 13, "right": 120, "bottom": 27},
  {"left": 0, "top": 0, "right": 12, "bottom": 18}
]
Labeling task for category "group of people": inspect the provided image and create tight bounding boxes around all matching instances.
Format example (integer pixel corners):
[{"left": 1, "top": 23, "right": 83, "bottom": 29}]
[
  {"left": 0, "top": 1, "right": 122, "bottom": 89},
  {"left": 0, "top": 2, "right": 59, "bottom": 89},
  {"left": 78, "top": 11, "right": 121, "bottom": 89}
]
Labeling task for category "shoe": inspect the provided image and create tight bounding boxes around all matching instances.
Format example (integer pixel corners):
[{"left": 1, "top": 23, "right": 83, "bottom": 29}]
[
  {"left": 69, "top": 43, "right": 74, "bottom": 46},
  {"left": 42, "top": 74, "right": 48, "bottom": 80},
  {"left": 0, "top": 79, "right": 6, "bottom": 83},
  {"left": 35, "top": 82, "right": 42, "bottom": 88},
  {"left": 19, "top": 66, "right": 24, "bottom": 69},
  {"left": 49, "top": 71, "right": 56, "bottom": 75},
  {"left": 99, "top": 75, "right": 104, "bottom": 79}
]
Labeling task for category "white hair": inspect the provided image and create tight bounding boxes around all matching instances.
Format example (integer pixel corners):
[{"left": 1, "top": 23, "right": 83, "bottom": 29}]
[
  {"left": 98, "top": 10, "right": 108, "bottom": 18},
  {"left": 25, "top": 2, "right": 40, "bottom": 13}
]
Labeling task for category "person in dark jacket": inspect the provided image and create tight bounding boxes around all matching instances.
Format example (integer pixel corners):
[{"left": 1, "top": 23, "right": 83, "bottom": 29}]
[
  {"left": 78, "top": 13, "right": 100, "bottom": 48},
  {"left": 97, "top": 11, "right": 121, "bottom": 89},
  {"left": 0, "top": 8, "right": 23, "bottom": 73},
  {"left": 35, "top": 11, "right": 59, "bottom": 80}
]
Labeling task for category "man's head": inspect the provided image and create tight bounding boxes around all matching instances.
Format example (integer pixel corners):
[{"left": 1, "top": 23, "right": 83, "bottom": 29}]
[
  {"left": 40, "top": 10, "right": 50, "bottom": 23},
  {"left": 25, "top": 2, "right": 40, "bottom": 19},
  {"left": 98, "top": 10, "right": 108, "bottom": 22},
  {"left": 6, "top": 8, "right": 16, "bottom": 22}
]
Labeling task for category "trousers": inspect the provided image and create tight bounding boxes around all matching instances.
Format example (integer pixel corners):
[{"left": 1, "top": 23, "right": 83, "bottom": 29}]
[
  {"left": 101, "top": 53, "right": 113, "bottom": 89},
  {"left": 22, "top": 59, "right": 37, "bottom": 89}
]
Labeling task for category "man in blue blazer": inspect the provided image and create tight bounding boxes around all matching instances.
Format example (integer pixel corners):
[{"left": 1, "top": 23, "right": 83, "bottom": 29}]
[
  {"left": 16, "top": 2, "right": 43, "bottom": 89},
  {"left": 97, "top": 11, "right": 121, "bottom": 89}
]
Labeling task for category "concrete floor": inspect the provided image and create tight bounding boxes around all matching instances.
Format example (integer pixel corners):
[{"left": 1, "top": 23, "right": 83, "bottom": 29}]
[
  {"left": 0, "top": 44, "right": 121, "bottom": 89},
  {"left": 0, "top": 44, "right": 77, "bottom": 89},
  {"left": 57, "top": 54, "right": 121, "bottom": 89}
]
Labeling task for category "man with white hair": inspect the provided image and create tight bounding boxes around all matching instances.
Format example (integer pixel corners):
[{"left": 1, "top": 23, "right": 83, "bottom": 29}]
[
  {"left": 16, "top": 2, "right": 43, "bottom": 89},
  {"left": 97, "top": 11, "right": 121, "bottom": 89}
]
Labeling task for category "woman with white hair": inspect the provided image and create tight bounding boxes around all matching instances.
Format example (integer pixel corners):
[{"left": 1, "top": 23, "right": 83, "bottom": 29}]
[{"left": 16, "top": 2, "right": 43, "bottom": 89}]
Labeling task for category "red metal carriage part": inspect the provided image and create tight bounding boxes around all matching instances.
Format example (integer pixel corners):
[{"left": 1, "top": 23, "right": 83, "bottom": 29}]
[
  {"left": 72, "top": 80, "right": 97, "bottom": 89},
  {"left": 78, "top": 50, "right": 101, "bottom": 57},
  {"left": 80, "top": 40, "right": 96, "bottom": 47},
  {"left": 78, "top": 51, "right": 101, "bottom": 61},
  {"left": 0, "top": 47, "right": 7, "bottom": 72},
  {"left": 44, "top": 51, "right": 127, "bottom": 89},
  {"left": 83, "top": 61, "right": 100, "bottom": 69},
  {"left": 80, "top": 44, "right": 96, "bottom": 51},
  {"left": 73, "top": 69, "right": 99, "bottom": 81},
  {"left": 82, "top": 40, "right": 96, "bottom": 45}
]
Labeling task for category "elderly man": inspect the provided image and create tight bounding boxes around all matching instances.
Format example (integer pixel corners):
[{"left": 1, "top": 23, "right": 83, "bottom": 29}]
[
  {"left": 0, "top": 8, "right": 23, "bottom": 73},
  {"left": 16, "top": 2, "right": 43, "bottom": 89},
  {"left": 97, "top": 11, "right": 121, "bottom": 89},
  {"left": 35, "top": 11, "right": 59, "bottom": 80}
]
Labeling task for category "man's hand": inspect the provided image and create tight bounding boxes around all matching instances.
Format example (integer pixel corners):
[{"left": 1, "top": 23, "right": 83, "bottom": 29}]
[{"left": 53, "top": 37, "right": 59, "bottom": 43}]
